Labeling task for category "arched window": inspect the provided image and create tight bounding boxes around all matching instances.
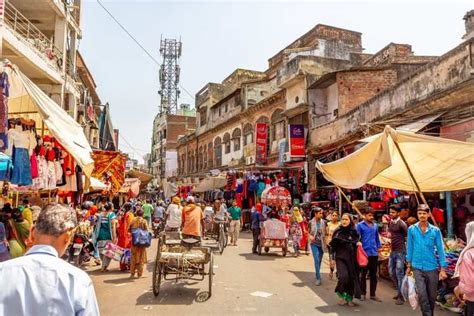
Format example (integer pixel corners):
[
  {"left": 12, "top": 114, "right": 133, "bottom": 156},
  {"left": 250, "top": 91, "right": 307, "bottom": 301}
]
[
  {"left": 271, "top": 109, "right": 286, "bottom": 143},
  {"left": 208, "top": 143, "right": 213, "bottom": 168},
  {"left": 232, "top": 128, "right": 242, "bottom": 151},
  {"left": 223, "top": 133, "right": 231, "bottom": 154},
  {"left": 243, "top": 123, "right": 253, "bottom": 146},
  {"left": 198, "top": 146, "right": 203, "bottom": 171},
  {"left": 214, "top": 137, "right": 222, "bottom": 167}
]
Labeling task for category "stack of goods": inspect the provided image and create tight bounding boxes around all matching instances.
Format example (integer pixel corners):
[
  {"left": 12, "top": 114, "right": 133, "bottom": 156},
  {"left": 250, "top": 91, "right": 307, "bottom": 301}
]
[
  {"left": 444, "top": 239, "right": 466, "bottom": 277},
  {"left": 436, "top": 293, "right": 464, "bottom": 314}
]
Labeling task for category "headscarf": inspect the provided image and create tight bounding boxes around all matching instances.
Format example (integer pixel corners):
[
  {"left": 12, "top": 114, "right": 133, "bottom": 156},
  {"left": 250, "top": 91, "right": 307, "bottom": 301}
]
[
  {"left": 292, "top": 207, "right": 303, "bottom": 224},
  {"left": 255, "top": 203, "right": 262, "bottom": 213},
  {"left": 454, "top": 221, "right": 474, "bottom": 278},
  {"left": 172, "top": 196, "right": 180, "bottom": 204}
]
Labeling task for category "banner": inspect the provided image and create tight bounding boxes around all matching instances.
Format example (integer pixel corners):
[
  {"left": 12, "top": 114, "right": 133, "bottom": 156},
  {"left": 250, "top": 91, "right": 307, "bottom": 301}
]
[
  {"left": 289, "top": 124, "right": 305, "bottom": 157},
  {"left": 255, "top": 123, "right": 267, "bottom": 164}
]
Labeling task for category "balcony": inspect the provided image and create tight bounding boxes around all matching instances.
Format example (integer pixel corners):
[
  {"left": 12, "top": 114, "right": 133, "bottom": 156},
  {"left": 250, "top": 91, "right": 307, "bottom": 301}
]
[{"left": 3, "top": 1, "right": 64, "bottom": 80}]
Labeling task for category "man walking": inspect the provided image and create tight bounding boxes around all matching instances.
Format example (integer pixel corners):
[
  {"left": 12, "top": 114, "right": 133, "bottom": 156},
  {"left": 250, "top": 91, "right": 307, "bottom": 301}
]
[
  {"left": 251, "top": 203, "right": 264, "bottom": 254},
  {"left": 142, "top": 199, "right": 154, "bottom": 227},
  {"left": 407, "top": 204, "right": 447, "bottom": 316},
  {"left": 308, "top": 207, "right": 326, "bottom": 286},
  {"left": 388, "top": 205, "right": 408, "bottom": 305},
  {"left": 0, "top": 204, "right": 100, "bottom": 315},
  {"left": 357, "top": 209, "right": 382, "bottom": 302},
  {"left": 228, "top": 200, "right": 242, "bottom": 246}
]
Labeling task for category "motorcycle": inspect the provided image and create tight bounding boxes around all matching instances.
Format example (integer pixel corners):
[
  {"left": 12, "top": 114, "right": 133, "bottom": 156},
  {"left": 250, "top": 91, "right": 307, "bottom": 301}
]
[
  {"left": 152, "top": 218, "right": 165, "bottom": 238},
  {"left": 68, "top": 233, "right": 96, "bottom": 267}
]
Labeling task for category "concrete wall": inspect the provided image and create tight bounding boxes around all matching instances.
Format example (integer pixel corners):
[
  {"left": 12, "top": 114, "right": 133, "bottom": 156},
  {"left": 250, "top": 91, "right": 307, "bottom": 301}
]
[{"left": 285, "top": 80, "right": 307, "bottom": 110}]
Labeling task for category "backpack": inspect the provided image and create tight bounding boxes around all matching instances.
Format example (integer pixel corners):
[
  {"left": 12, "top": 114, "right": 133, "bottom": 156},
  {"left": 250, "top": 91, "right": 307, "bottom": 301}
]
[{"left": 131, "top": 228, "right": 152, "bottom": 247}]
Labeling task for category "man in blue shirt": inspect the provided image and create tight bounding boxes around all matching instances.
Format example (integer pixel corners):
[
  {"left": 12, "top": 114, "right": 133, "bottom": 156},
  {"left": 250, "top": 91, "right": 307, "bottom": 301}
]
[
  {"left": 407, "top": 204, "right": 447, "bottom": 316},
  {"left": 357, "top": 209, "right": 382, "bottom": 302}
]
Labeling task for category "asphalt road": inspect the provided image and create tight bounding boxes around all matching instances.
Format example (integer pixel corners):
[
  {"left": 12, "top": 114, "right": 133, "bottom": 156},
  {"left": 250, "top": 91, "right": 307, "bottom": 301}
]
[{"left": 87, "top": 232, "right": 453, "bottom": 316}]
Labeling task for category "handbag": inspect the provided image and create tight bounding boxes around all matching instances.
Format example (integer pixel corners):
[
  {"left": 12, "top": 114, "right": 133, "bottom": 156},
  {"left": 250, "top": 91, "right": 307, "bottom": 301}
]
[
  {"left": 131, "top": 228, "right": 152, "bottom": 247},
  {"left": 356, "top": 244, "right": 369, "bottom": 267},
  {"left": 101, "top": 242, "right": 124, "bottom": 261}
]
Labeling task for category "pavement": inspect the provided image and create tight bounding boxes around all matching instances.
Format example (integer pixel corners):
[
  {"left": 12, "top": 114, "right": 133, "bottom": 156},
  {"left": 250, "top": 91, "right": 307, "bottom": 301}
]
[{"left": 88, "top": 232, "right": 452, "bottom": 316}]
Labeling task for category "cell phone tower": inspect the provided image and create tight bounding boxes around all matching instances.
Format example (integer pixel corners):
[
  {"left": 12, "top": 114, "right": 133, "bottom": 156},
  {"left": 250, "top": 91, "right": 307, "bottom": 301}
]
[{"left": 158, "top": 37, "right": 182, "bottom": 115}]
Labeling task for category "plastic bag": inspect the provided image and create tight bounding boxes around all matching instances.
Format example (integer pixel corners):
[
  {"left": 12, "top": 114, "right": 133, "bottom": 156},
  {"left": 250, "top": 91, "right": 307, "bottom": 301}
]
[
  {"left": 356, "top": 244, "right": 368, "bottom": 267},
  {"left": 101, "top": 242, "right": 124, "bottom": 261},
  {"left": 402, "top": 275, "right": 418, "bottom": 310}
]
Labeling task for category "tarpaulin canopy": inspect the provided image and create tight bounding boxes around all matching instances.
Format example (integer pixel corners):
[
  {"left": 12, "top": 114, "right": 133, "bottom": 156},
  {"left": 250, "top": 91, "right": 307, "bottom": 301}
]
[
  {"left": 126, "top": 169, "right": 153, "bottom": 189},
  {"left": 119, "top": 178, "right": 140, "bottom": 197},
  {"left": 162, "top": 179, "right": 177, "bottom": 199},
  {"left": 316, "top": 126, "right": 474, "bottom": 192},
  {"left": 6, "top": 65, "right": 94, "bottom": 177},
  {"left": 261, "top": 186, "right": 292, "bottom": 206},
  {"left": 193, "top": 176, "right": 227, "bottom": 193},
  {"left": 86, "top": 176, "right": 109, "bottom": 193}
]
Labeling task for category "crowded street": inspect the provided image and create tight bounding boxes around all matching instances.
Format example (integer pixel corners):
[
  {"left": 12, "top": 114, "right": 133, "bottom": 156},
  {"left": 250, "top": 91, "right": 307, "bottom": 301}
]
[
  {"left": 0, "top": 1, "right": 473, "bottom": 316},
  {"left": 89, "top": 233, "right": 453, "bottom": 316}
]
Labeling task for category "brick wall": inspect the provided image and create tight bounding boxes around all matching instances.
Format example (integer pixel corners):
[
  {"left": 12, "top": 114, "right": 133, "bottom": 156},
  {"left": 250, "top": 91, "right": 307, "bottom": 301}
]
[{"left": 337, "top": 69, "right": 398, "bottom": 116}]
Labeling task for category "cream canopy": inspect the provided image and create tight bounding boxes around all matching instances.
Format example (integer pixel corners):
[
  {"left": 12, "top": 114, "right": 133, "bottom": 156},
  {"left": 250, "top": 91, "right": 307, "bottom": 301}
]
[
  {"left": 6, "top": 64, "right": 94, "bottom": 177},
  {"left": 316, "top": 126, "right": 474, "bottom": 192},
  {"left": 193, "top": 175, "right": 227, "bottom": 193}
]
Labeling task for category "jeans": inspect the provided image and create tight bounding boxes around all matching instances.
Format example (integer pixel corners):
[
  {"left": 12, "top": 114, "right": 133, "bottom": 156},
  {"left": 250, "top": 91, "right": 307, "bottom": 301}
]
[
  {"left": 413, "top": 269, "right": 438, "bottom": 316},
  {"left": 144, "top": 216, "right": 151, "bottom": 228},
  {"left": 465, "top": 301, "right": 474, "bottom": 316},
  {"left": 252, "top": 228, "right": 260, "bottom": 253},
  {"left": 310, "top": 243, "right": 324, "bottom": 281},
  {"left": 389, "top": 251, "right": 406, "bottom": 297},
  {"left": 360, "top": 256, "right": 378, "bottom": 297}
]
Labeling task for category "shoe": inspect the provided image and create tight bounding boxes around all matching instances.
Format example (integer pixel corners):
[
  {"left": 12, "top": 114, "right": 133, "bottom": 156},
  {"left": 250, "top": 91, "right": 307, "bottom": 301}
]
[
  {"left": 129, "top": 274, "right": 135, "bottom": 278},
  {"left": 370, "top": 296, "right": 382, "bottom": 302},
  {"left": 360, "top": 295, "right": 366, "bottom": 301},
  {"left": 392, "top": 295, "right": 399, "bottom": 300},
  {"left": 395, "top": 298, "right": 404, "bottom": 305},
  {"left": 315, "top": 279, "right": 321, "bottom": 286},
  {"left": 252, "top": 251, "right": 258, "bottom": 254}
]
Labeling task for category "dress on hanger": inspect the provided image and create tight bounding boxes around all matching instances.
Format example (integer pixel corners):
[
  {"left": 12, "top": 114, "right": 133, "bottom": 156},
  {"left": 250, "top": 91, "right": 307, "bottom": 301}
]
[{"left": 7, "top": 127, "right": 33, "bottom": 186}]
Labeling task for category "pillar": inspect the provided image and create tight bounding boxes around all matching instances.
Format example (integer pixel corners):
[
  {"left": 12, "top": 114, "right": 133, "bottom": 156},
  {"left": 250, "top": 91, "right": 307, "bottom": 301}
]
[{"left": 446, "top": 191, "right": 453, "bottom": 239}]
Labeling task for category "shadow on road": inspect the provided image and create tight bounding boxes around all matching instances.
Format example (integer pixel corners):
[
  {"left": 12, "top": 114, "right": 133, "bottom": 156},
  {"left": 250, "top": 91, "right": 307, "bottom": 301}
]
[
  {"left": 135, "top": 281, "right": 204, "bottom": 306},
  {"left": 103, "top": 276, "right": 136, "bottom": 284}
]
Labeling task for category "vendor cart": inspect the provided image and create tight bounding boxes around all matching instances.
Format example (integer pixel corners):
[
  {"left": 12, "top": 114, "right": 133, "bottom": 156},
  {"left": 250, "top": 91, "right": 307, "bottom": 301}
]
[
  {"left": 258, "top": 219, "right": 288, "bottom": 256},
  {"left": 152, "top": 235, "right": 213, "bottom": 301}
]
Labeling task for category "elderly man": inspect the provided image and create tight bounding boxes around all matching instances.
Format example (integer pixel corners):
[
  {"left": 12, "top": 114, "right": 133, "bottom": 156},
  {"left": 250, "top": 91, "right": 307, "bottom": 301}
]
[{"left": 0, "top": 204, "right": 100, "bottom": 316}]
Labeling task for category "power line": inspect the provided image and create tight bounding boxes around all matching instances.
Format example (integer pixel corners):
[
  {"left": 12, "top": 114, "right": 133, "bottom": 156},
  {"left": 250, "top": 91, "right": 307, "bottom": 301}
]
[{"left": 95, "top": 0, "right": 195, "bottom": 100}]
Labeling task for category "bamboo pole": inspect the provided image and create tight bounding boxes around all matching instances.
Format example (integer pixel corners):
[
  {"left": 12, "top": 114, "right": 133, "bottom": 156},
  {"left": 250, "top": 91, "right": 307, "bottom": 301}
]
[
  {"left": 391, "top": 134, "right": 438, "bottom": 227},
  {"left": 336, "top": 186, "right": 364, "bottom": 218}
]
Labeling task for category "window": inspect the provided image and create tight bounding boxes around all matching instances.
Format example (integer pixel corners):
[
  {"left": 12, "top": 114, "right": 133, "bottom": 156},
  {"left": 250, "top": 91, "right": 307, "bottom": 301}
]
[
  {"left": 163, "top": 129, "right": 167, "bottom": 139},
  {"left": 232, "top": 128, "right": 242, "bottom": 152},
  {"left": 295, "top": 96, "right": 299, "bottom": 104},
  {"left": 243, "top": 123, "right": 253, "bottom": 146},
  {"left": 214, "top": 137, "right": 222, "bottom": 167},
  {"left": 218, "top": 106, "right": 222, "bottom": 117},
  {"left": 208, "top": 143, "right": 213, "bottom": 168},
  {"left": 223, "top": 133, "right": 231, "bottom": 154},
  {"left": 271, "top": 109, "right": 286, "bottom": 143},
  {"left": 199, "top": 107, "right": 207, "bottom": 127},
  {"left": 225, "top": 103, "right": 228, "bottom": 113}
]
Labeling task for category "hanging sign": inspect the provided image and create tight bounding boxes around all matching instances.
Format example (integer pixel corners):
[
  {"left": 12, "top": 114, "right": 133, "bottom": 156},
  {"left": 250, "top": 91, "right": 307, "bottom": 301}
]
[
  {"left": 255, "top": 123, "right": 267, "bottom": 164},
  {"left": 289, "top": 124, "right": 305, "bottom": 157}
]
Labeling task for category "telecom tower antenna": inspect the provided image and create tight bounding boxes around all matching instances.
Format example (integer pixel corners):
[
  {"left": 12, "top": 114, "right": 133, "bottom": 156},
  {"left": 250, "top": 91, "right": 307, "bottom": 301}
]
[{"left": 158, "top": 36, "right": 182, "bottom": 115}]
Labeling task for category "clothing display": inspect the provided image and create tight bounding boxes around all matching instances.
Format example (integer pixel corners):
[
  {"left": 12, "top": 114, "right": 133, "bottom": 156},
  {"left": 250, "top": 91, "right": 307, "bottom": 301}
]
[{"left": 0, "top": 72, "right": 9, "bottom": 151}]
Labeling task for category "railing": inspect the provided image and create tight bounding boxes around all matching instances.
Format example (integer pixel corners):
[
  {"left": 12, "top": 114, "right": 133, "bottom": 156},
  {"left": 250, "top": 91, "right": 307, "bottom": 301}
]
[{"left": 4, "top": 1, "right": 64, "bottom": 73}]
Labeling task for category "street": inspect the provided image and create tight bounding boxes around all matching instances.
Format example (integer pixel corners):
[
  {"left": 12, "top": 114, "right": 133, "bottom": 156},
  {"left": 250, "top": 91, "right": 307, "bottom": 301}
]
[{"left": 89, "top": 232, "right": 451, "bottom": 316}]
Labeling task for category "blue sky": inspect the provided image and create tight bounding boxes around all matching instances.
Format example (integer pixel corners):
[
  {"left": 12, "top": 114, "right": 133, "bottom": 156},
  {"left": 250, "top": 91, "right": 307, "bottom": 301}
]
[{"left": 79, "top": 0, "right": 472, "bottom": 162}]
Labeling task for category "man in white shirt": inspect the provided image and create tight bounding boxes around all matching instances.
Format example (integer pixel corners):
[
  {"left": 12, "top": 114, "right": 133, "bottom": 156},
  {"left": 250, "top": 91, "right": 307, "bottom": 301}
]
[{"left": 0, "top": 204, "right": 100, "bottom": 316}]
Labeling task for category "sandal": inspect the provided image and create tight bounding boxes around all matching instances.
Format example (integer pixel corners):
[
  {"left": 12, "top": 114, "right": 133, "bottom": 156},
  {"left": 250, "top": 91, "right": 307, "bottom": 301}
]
[
  {"left": 348, "top": 302, "right": 359, "bottom": 307},
  {"left": 337, "top": 300, "right": 347, "bottom": 306}
]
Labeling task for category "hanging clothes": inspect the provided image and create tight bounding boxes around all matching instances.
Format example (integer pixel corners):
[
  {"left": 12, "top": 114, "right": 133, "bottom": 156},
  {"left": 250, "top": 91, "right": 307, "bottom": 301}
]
[
  {"left": 7, "top": 127, "right": 33, "bottom": 186},
  {"left": 0, "top": 72, "right": 9, "bottom": 151}
]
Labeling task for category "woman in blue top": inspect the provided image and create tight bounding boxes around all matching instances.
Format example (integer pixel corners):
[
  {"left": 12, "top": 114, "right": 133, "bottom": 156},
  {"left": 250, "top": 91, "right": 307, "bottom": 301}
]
[{"left": 93, "top": 202, "right": 117, "bottom": 272}]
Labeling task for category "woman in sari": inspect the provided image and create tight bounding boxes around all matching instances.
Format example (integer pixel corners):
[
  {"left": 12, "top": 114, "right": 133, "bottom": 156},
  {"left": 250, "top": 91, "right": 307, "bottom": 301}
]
[
  {"left": 117, "top": 203, "right": 134, "bottom": 271},
  {"left": 129, "top": 209, "right": 149, "bottom": 278},
  {"left": 92, "top": 202, "right": 117, "bottom": 272},
  {"left": 0, "top": 219, "right": 10, "bottom": 262},
  {"left": 329, "top": 213, "right": 361, "bottom": 307},
  {"left": 7, "top": 208, "right": 30, "bottom": 258}
]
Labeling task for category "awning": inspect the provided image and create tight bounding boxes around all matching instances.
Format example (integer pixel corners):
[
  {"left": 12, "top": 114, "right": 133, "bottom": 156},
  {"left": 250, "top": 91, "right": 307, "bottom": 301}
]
[
  {"left": 126, "top": 169, "right": 153, "bottom": 189},
  {"left": 7, "top": 65, "right": 94, "bottom": 176},
  {"left": 316, "top": 126, "right": 474, "bottom": 192},
  {"left": 92, "top": 150, "right": 127, "bottom": 193},
  {"left": 119, "top": 178, "right": 141, "bottom": 197},
  {"left": 193, "top": 175, "right": 227, "bottom": 193},
  {"left": 87, "top": 176, "right": 109, "bottom": 192}
]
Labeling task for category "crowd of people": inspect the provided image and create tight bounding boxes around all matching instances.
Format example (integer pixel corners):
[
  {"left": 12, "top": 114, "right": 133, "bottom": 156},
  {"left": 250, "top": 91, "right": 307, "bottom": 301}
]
[{"left": 0, "top": 195, "right": 472, "bottom": 316}]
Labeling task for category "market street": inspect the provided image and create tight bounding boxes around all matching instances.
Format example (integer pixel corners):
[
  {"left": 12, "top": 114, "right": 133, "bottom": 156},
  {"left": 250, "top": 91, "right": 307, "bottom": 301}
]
[{"left": 89, "top": 233, "right": 451, "bottom": 316}]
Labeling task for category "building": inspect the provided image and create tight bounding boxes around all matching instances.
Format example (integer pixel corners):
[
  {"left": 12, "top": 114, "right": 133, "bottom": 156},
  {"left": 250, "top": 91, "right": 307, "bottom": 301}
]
[
  {"left": 1, "top": 0, "right": 82, "bottom": 117},
  {"left": 150, "top": 104, "right": 196, "bottom": 182},
  {"left": 176, "top": 25, "right": 369, "bottom": 178}
]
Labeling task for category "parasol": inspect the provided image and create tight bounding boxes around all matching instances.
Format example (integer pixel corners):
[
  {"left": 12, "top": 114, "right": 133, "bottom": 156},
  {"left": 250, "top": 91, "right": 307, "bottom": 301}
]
[{"left": 261, "top": 186, "right": 292, "bottom": 206}]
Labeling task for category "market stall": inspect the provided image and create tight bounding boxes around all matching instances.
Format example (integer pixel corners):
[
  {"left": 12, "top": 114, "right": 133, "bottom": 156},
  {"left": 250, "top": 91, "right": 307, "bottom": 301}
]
[
  {"left": 0, "top": 62, "right": 94, "bottom": 205},
  {"left": 261, "top": 186, "right": 292, "bottom": 206}
]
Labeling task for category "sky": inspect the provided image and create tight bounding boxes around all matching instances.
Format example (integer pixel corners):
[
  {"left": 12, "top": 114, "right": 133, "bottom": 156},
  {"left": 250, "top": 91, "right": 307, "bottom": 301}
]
[{"left": 79, "top": 0, "right": 472, "bottom": 162}]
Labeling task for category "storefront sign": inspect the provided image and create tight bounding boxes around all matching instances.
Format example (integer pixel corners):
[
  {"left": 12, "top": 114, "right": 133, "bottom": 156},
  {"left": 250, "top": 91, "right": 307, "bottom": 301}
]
[
  {"left": 289, "top": 124, "right": 305, "bottom": 157},
  {"left": 255, "top": 123, "right": 267, "bottom": 164}
]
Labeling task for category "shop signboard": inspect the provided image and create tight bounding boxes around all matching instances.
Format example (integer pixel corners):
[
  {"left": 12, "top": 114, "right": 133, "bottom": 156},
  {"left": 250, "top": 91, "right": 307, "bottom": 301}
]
[
  {"left": 255, "top": 123, "right": 267, "bottom": 164},
  {"left": 289, "top": 124, "right": 305, "bottom": 157}
]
